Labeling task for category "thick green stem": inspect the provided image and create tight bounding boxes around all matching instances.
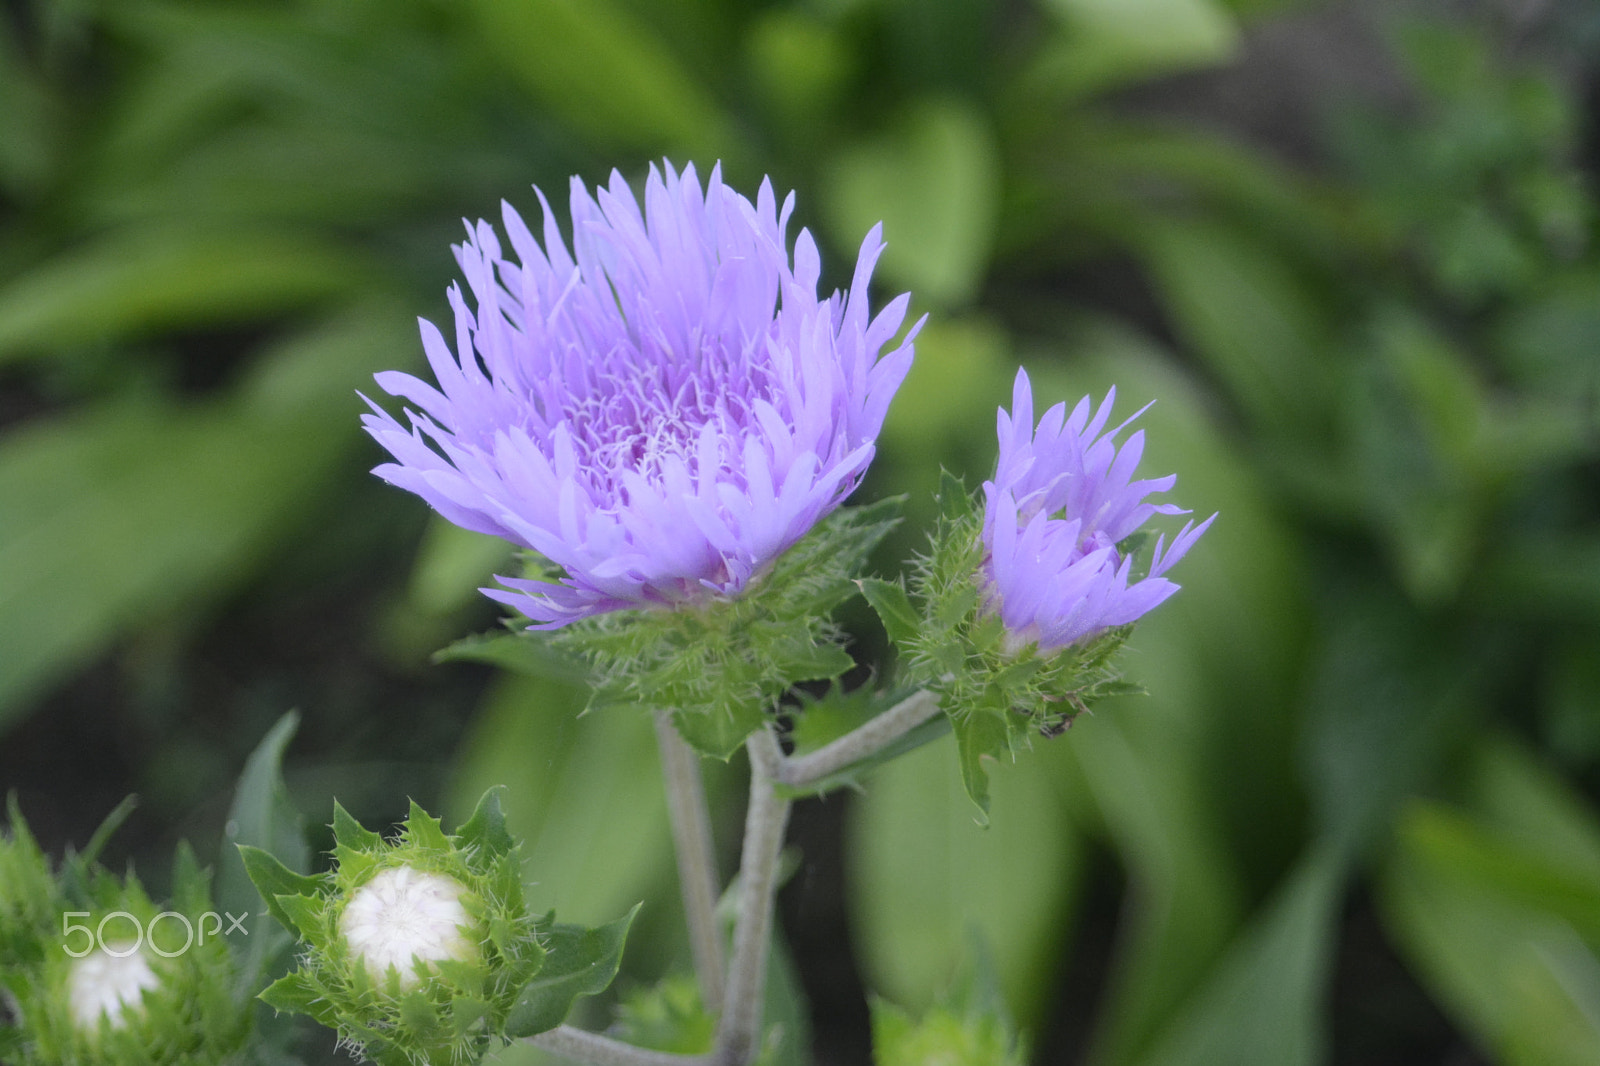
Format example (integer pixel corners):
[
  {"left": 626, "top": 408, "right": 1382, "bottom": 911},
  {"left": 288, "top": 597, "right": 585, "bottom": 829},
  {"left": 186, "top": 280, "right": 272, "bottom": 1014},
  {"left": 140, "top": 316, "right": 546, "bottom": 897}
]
[
  {"left": 713, "top": 732, "right": 792, "bottom": 1066},
  {"left": 654, "top": 710, "right": 726, "bottom": 1013}
]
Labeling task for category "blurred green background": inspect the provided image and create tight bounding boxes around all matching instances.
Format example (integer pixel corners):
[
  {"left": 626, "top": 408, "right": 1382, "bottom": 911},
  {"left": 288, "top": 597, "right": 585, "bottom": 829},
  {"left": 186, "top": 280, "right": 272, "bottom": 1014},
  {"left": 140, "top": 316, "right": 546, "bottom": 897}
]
[{"left": 3, "top": 0, "right": 1600, "bottom": 1063}]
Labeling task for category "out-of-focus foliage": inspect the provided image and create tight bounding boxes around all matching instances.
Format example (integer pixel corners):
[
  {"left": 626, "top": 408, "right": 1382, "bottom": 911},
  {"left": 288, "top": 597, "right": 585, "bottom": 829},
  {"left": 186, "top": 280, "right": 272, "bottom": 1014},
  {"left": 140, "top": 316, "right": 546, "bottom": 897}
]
[{"left": 4, "top": 0, "right": 1599, "bottom": 1063}]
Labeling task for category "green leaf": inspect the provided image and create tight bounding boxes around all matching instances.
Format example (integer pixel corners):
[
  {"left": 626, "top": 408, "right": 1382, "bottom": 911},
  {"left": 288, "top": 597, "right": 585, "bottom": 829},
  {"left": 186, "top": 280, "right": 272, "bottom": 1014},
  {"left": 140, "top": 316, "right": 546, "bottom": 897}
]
[
  {"left": 1138, "top": 219, "right": 1333, "bottom": 438},
  {"left": 823, "top": 97, "right": 1000, "bottom": 308},
  {"left": 1028, "top": 0, "right": 1238, "bottom": 101},
  {"left": 237, "top": 846, "right": 322, "bottom": 935},
  {"left": 405, "top": 799, "right": 453, "bottom": 854},
  {"left": 0, "top": 315, "right": 408, "bottom": 729},
  {"left": 259, "top": 970, "right": 337, "bottom": 1027},
  {"left": 849, "top": 734, "right": 1084, "bottom": 1029},
  {"left": 465, "top": 0, "right": 732, "bottom": 158},
  {"left": 435, "top": 631, "right": 592, "bottom": 684},
  {"left": 0, "top": 227, "right": 369, "bottom": 362},
  {"left": 1381, "top": 798, "right": 1600, "bottom": 1066},
  {"left": 503, "top": 904, "right": 641, "bottom": 1037},
  {"left": 332, "top": 799, "right": 381, "bottom": 851},
  {"left": 859, "top": 577, "right": 920, "bottom": 647},
  {"left": 273, "top": 892, "right": 326, "bottom": 941},
  {"left": 951, "top": 712, "right": 1010, "bottom": 824},
  {"left": 1136, "top": 845, "right": 1344, "bottom": 1066},
  {"left": 455, "top": 787, "right": 517, "bottom": 860}
]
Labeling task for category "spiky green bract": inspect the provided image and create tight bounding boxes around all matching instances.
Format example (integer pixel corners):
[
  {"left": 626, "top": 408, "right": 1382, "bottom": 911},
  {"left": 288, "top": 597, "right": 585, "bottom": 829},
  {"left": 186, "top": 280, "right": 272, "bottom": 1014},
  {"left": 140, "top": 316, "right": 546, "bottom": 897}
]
[
  {"left": 883, "top": 475, "right": 1139, "bottom": 821},
  {"left": 1, "top": 796, "right": 56, "bottom": 972},
  {"left": 542, "top": 497, "right": 903, "bottom": 759},
  {"left": 245, "top": 790, "right": 634, "bottom": 1065},
  {"left": 2, "top": 830, "right": 251, "bottom": 1066}
]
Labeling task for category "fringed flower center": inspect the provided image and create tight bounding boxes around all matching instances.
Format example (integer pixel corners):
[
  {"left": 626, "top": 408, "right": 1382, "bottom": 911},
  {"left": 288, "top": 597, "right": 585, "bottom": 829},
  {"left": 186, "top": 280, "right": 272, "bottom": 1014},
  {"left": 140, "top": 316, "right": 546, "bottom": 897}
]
[
  {"left": 339, "top": 866, "right": 472, "bottom": 987},
  {"left": 68, "top": 944, "right": 160, "bottom": 1029}
]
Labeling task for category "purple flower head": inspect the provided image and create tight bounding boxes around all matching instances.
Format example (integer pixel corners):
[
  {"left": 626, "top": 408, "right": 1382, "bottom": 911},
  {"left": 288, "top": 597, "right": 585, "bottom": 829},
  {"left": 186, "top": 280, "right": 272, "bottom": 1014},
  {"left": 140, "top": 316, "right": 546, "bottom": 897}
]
[
  {"left": 981, "top": 368, "right": 1215, "bottom": 655},
  {"left": 363, "top": 162, "right": 919, "bottom": 627}
]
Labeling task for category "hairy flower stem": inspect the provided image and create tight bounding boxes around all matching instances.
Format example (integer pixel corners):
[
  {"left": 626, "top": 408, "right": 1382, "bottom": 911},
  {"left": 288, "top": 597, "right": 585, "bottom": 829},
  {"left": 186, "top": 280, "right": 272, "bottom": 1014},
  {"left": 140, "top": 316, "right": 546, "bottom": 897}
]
[
  {"left": 654, "top": 710, "right": 726, "bottom": 1014},
  {"left": 773, "top": 689, "right": 941, "bottom": 789},
  {"left": 714, "top": 732, "right": 792, "bottom": 1066},
  {"left": 532, "top": 1024, "right": 711, "bottom": 1066}
]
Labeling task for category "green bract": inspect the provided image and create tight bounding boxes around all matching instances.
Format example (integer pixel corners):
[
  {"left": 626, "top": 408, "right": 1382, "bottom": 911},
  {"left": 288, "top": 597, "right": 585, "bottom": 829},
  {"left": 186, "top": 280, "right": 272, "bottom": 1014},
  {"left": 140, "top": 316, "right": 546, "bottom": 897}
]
[
  {"left": 446, "top": 498, "right": 903, "bottom": 759},
  {"left": 242, "top": 789, "right": 635, "bottom": 1066},
  {"left": 866, "top": 475, "right": 1140, "bottom": 819},
  {"left": 0, "top": 806, "right": 251, "bottom": 1066}
]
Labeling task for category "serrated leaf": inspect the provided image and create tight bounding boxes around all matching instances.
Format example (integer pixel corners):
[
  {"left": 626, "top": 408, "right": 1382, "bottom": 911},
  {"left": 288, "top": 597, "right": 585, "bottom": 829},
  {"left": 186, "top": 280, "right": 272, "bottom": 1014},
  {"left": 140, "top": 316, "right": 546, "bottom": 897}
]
[
  {"left": 259, "top": 970, "right": 337, "bottom": 1027},
  {"left": 238, "top": 846, "right": 322, "bottom": 934},
  {"left": 273, "top": 891, "right": 326, "bottom": 941},
  {"left": 503, "top": 904, "right": 641, "bottom": 1037},
  {"left": 405, "top": 799, "right": 452, "bottom": 854},
  {"left": 859, "top": 577, "right": 921, "bottom": 646},
  {"left": 456, "top": 786, "right": 517, "bottom": 859},
  {"left": 331, "top": 799, "right": 381, "bottom": 851},
  {"left": 953, "top": 712, "right": 1011, "bottom": 825}
]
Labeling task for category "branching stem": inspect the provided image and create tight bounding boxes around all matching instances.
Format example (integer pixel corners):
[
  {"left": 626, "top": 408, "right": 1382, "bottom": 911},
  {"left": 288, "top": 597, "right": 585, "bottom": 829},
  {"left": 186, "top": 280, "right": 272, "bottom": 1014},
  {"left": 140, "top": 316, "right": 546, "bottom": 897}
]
[{"left": 772, "top": 689, "right": 941, "bottom": 789}]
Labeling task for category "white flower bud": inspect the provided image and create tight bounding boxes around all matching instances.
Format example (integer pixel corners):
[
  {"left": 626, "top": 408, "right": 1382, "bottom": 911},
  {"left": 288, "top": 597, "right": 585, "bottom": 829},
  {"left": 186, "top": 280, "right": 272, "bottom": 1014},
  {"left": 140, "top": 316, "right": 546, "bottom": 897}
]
[
  {"left": 339, "top": 866, "right": 472, "bottom": 987},
  {"left": 68, "top": 943, "right": 160, "bottom": 1029}
]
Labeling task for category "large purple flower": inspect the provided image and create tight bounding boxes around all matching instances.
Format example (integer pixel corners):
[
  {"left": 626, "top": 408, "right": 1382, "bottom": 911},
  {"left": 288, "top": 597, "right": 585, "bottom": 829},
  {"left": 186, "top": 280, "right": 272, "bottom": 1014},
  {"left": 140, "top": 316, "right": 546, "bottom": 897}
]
[
  {"left": 363, "top": 163, "right": 918, "bottom": 627},
  {"left": 982, "top": 369, "right": 1214, "bottom": 654}
]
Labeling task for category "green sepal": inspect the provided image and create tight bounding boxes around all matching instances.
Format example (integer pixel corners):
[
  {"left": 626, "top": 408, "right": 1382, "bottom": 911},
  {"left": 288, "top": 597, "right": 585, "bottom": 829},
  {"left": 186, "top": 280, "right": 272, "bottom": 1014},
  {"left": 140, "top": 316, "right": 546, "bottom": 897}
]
[
  {"left": 238, "top": 844, "right": 324, "bottom": 932},
  {"left": 858, "top": 576, "right": 921, "bottom": 646},
  {"left": 333, "top": 799, "right": 382, "bottom": 850},
  {"left": 503, "top": 904, "right": 641, "bottom": 1038},
  {"left": 456, "top": 786, "right": 517, "bottom": 859}
]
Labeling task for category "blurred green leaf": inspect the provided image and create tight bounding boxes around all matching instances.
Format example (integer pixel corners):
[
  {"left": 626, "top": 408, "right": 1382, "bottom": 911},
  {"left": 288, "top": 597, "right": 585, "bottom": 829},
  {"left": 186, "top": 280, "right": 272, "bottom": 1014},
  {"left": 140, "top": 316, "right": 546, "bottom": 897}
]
[
  {"left": 823, "top": 98, "right": 1000, "bottom": 309},
  {"left": 1135, "top": 845, "right": 1343, "bottom": 1066},
  {"left": 0, "top": 227, "right": 372, "bottom": 363},
  {"left": 1138, "top": 219, "right": 1334, "bottom": 438},
  {"left": 220, "top": 712, "right": 308, "bottom": 999},
  {"left": 1382, "top": 798, "right": 1600, "bottom": 1066},
  {"left": 1028, "top": 0, "right": 1237, "bottom": 102},
  {"left": 450, "top": 673, "right": 679, "bottom": 930},
  {"left": 0, "top": 314, "right": 406, "bottom": 725},
  {"left": 466, "top": 0, "right": 732, "bottom": 159},
  {"left": 848, "top": 734, "right": 1085, "bottom": 1031}
]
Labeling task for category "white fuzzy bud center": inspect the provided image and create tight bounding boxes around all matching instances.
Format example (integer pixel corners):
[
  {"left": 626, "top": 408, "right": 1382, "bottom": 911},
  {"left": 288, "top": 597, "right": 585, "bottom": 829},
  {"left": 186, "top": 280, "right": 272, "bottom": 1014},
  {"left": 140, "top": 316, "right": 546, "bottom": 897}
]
[
  {"left": 69, "top": 944, "right": 160, "bottom": 1029},
  {"left": 339, "top": 866, "right": 472, "bottom": 987}
]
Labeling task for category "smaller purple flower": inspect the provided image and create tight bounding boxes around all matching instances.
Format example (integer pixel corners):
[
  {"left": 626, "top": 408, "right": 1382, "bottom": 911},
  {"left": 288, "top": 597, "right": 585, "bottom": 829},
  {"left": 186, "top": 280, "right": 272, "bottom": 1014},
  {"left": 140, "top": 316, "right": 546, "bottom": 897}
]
[{"left": 981, "top": 368, "right": 1215, "bottom": 655}]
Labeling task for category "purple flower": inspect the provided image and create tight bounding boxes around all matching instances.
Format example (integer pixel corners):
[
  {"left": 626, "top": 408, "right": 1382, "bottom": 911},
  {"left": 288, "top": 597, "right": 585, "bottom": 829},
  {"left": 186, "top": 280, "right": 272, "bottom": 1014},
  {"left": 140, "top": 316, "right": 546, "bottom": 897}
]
[
  {"left": 364, "top": 162, "right": 918, "bottom": 627},
  {"left": 981, "top": 368, "right": 1215, "bottom": 654}
]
